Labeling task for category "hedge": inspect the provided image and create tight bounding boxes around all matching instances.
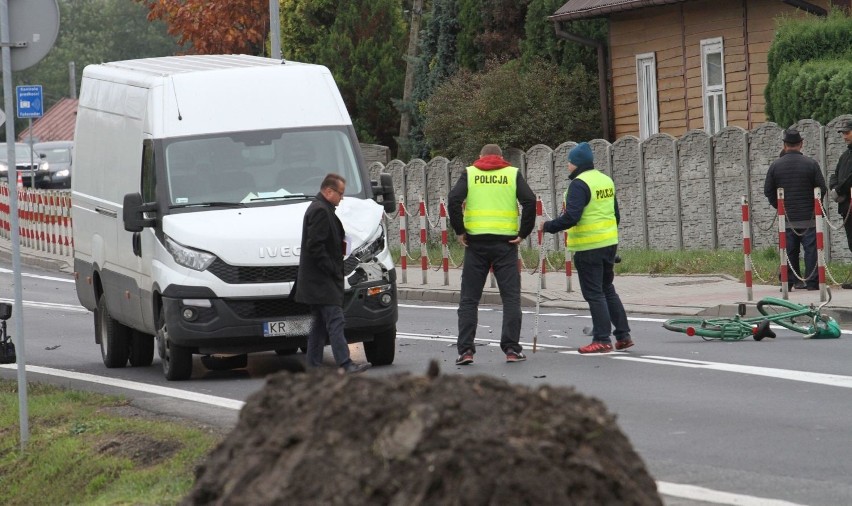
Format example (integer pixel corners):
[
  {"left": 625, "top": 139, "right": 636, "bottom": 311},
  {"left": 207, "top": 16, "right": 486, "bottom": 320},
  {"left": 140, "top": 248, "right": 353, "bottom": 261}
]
[{"left": 765, "top": 57, "right": 852, "bottom": 127}]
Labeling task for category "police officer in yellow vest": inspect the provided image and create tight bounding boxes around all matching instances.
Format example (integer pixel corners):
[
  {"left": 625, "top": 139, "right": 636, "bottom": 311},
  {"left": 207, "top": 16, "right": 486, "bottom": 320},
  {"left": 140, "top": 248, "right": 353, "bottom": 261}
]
[
  {"left": 544, "top": 142, "right": 632, "bottom": 354},
  {"left": 448, "top": 144, "right": 536, "bottom": 365}
]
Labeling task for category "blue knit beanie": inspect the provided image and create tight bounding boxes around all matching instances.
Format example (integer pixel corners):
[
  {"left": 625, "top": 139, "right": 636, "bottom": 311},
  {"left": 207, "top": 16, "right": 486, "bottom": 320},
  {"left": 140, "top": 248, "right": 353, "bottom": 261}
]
[{"left": 568, "top": 142, "right": 594, "bottom": 169}]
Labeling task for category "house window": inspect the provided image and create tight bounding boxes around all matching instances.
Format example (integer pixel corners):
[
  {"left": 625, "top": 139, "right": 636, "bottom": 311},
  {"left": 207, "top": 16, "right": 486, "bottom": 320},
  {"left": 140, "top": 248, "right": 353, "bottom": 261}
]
[
  {"left": 636, "top": 53, "right": 658, "bottom": 140},
  {"left": 701, "top": 38, "right": 727, "bottom": 134}
]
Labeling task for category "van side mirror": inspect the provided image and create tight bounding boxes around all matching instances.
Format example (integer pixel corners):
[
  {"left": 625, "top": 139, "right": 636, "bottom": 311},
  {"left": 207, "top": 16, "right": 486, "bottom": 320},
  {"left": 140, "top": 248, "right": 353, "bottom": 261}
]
[
  {"left": 371, "top": 173, "right": 396, "bottom": 213},
  {"left": 123, "top": 192, "right": 157, "bottom": 232},
  {"left": 0, "top": 302, "right": 11, "bottom": 320}
]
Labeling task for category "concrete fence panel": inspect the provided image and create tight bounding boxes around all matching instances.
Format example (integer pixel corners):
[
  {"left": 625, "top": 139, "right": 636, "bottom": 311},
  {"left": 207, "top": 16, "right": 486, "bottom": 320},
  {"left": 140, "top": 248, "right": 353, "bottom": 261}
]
[
  {"left": 713, "top": 127, "right": 750, "bottom": 251},
  {"left": 610, "top": 136, "right": 643, "bottom": 249},
  {"left": 643, "top": 133, "right": 680, "bottom": 250},
  {"left": 748, "top": 123, "right": 784, "bottom": 252},
  {"left": 677, "top": 130, "right": 714, "bottom": 249}
]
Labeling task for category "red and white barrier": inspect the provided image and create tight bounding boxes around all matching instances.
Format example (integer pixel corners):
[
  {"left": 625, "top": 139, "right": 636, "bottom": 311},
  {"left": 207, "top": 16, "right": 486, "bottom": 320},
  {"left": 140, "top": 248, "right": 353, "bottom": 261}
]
[
  {"left": 777, "top": 188, "right": 788, "bottom": 299},
  {"left": 440, "top": 199, "right": 449, "bottom": 286},
  {"left": 419, "top": 197, "right": 427, "bottom": 285},
  {"left": 535, "top": 196, "right": 546, "bottom": 289},
  {"left": 0, "top": 183, "right": 74, "bottom": 258},
  {"left": 741, "top": 196, "right": 753, "bottom": 301},
  {"left": 815, "top": 187, "right": 826, "bottom": 301},
  {"left": 398, "top": 198, "right": 407, "bottom": 284}
]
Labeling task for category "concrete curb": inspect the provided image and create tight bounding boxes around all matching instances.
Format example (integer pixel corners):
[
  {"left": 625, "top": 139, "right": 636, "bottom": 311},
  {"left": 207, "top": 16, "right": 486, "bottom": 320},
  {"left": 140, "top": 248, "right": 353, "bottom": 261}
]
[{"left": 0, "top": 245, "right": 72, "bottom": 274}]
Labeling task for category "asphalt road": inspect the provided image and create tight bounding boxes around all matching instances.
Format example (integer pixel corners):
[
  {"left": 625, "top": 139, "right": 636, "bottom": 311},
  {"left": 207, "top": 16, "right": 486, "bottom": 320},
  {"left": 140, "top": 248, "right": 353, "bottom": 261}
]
[{"left": 2, "top": 260, "right": 852, "bottom": 505}]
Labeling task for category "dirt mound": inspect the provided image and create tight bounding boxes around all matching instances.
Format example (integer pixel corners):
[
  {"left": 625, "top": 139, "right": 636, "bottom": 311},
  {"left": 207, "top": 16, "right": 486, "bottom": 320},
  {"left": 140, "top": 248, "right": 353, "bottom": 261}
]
[{"left": 184, "top": 365, "right": 661, "bottom": 505}]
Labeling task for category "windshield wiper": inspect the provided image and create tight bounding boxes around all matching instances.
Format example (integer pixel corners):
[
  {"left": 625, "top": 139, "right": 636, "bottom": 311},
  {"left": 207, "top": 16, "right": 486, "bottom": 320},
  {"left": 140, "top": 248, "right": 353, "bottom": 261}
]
[
  {"left": 249, "top": 194, "right": 310, "bottom": 202},
  {"left": 169, "top": 201, "right": 247, "bottom": 209}
]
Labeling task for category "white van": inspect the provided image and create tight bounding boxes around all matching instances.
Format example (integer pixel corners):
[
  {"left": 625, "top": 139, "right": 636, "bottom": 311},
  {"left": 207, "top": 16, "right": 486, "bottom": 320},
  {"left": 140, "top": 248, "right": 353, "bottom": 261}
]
[{"left": 72, "top": 55, "right": 397, "bottom": 380}]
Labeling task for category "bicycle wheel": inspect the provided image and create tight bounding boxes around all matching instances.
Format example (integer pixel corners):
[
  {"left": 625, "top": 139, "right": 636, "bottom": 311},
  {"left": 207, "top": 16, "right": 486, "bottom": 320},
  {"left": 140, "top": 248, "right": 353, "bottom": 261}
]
[
  {"left": 756, "top": 298, "right": 815, "bottom": 334},
  {"left": 663, "top": 317, "right": 747, "bottom": 341}
]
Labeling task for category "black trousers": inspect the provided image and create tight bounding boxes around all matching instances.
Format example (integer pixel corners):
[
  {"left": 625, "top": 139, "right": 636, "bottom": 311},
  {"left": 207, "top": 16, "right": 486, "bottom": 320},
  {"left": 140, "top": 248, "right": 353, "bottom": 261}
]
[{"left": 457, "top": 240, "right": 522, "bottom": 355}]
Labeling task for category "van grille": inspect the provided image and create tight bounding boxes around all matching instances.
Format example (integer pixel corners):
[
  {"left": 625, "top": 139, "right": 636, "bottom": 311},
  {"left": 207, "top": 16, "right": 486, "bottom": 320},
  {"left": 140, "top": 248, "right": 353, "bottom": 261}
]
[
  {"left": 208, "top": 257, "right": 360, "bottom": 284},
  {"left": 226, "top": 298, "right": 311, "bottom": 319},
  {"left": 207, "top": 258, "right": 298, "bottom": 284}
]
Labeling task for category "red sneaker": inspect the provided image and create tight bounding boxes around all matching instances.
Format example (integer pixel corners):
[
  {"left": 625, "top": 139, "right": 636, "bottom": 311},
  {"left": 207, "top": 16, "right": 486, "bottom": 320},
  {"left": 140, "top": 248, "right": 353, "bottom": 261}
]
[{"left": 579, "top": 342, "right": 613, "bottom": 354}]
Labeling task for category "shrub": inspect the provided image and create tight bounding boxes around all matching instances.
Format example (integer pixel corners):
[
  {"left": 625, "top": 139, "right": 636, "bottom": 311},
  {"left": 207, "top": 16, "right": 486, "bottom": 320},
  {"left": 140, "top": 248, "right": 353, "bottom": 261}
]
[{"left": 423, "top": 58, "right": 600, "bottom": 160}]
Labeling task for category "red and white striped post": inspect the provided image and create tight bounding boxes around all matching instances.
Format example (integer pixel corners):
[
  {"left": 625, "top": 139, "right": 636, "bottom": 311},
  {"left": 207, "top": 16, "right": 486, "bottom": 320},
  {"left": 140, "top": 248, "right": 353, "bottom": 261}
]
[
  {"left": 563, "top": 202, "right": 573, "bottom": 292},
  {"left": 440, "top": 199, "right": 449, "bottom": 286},
  {"left": 536, "top": 196, "right": 546, "bottom": 289},
  {"left": 777, "top": 188, "right": 788, "bottom": 299},
  {"left": 0, "top": 184, "right": 8, "bottom": 239},
  {"left": 419, "top": 197, "right": 427, "bottom": 285},
  {"left": 741, "top": 196, "right": 753, "bottom": 301},
  {"left": 398, "top": 199, "right": 407, "bottom": 284},
  {"left": 814, "top": 187, "right": 827, "bottom": 301}
]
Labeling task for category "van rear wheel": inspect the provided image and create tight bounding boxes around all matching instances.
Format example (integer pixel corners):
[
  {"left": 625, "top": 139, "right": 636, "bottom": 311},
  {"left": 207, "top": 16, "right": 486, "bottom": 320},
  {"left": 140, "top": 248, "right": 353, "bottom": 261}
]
[
  {"left": 157, "top": 311, "right": 193, "bottom": 381},
  {"left": 364, "top": 326, "right": 396, "bottom": 366},
  {"left": 96, "top": 294, "right": 130, "bottom": 368}
]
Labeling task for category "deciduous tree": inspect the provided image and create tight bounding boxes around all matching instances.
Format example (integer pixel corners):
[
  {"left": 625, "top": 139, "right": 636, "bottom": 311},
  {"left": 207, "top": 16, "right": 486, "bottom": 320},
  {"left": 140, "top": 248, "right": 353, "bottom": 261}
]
[{"left": 135, "top": 0, "right": 269, "bottom": 55}]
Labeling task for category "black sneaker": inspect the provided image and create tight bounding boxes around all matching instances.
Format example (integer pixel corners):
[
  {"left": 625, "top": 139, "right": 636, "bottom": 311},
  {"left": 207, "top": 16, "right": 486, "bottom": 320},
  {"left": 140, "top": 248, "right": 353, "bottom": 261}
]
[
  {"left": 456, "top": 350, "right": 474, "bottom": 365},
  {"left": 341, "top": 361, "right": 371, "bottom": 374},
  {"left": 505, "top": 350, "right": 527, "bottom": 362}
]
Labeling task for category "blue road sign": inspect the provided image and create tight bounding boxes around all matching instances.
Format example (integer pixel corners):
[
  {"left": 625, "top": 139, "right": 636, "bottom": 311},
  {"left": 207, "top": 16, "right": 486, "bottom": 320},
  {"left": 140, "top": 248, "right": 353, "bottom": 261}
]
[{"left": 16, "top": 85, "right": 44, "bottom": 119}]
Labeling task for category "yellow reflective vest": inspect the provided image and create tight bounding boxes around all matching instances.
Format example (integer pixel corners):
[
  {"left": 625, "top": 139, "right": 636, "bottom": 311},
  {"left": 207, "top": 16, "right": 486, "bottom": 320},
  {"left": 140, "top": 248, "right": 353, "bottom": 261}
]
[
  {"left": 464, "top": 166, "right": 519, "bottom": 235},
  {"left": 566, "top": 169, "right": 619, "bottom": 251}
]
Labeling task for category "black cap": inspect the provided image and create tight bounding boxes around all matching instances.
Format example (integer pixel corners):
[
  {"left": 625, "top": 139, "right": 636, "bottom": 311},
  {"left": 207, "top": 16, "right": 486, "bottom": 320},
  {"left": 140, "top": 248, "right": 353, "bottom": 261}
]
[
  {"left": 782, "top": 129, "right": 803, "bottom": 144},
  {"left": 838, "top": 120, "right": 852, "bottom": 133}
]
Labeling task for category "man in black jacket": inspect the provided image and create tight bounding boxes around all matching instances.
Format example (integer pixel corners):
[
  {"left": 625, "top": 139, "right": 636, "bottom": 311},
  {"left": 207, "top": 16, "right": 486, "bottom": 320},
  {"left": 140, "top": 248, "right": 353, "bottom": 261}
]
[
  {"left": 448, "top": 144, "right": 536, "bottom": 365},
  {"left": 829, "top": 120, "right": 852, "bottom": 288},
  {"left": 295, "top": 173, "right": 370, "bottom": 373},
  {"left": 764, "top": 129, "right": 827, "bottom": 291}
]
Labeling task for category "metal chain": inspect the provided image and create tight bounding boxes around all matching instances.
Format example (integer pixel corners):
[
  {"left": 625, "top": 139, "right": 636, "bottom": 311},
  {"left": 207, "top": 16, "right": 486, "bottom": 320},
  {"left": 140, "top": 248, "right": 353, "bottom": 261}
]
[
  {"left": 818, "top": 198, "right": 852, "bottom": 230},
  {"left": 754, "top": 213, "right": 778, "bottom": 232},
  {"left": 746, "top": 253, "right": 772, "bottom": 284},
  {"left": 783, "top": 250, "right": 818, "bottom": 283}
]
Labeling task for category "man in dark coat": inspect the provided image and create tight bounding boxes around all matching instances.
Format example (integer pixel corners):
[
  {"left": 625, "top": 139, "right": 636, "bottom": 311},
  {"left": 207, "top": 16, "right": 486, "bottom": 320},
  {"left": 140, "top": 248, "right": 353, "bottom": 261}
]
[
  {"left": 764, "top": 129, "right": 827, "bottom": 291},
  {"left": 829, "top": 120, "right": 852, "bottom": 288},
  {"left": 294, "top": 173, "right": 371, "bottom": 373}
]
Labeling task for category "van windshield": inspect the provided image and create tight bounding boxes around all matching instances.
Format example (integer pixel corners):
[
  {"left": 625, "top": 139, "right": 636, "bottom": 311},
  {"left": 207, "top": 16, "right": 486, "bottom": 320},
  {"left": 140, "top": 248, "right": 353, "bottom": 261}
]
[{"left": 162, "top": 128, "right": 363, "bottom": 206}]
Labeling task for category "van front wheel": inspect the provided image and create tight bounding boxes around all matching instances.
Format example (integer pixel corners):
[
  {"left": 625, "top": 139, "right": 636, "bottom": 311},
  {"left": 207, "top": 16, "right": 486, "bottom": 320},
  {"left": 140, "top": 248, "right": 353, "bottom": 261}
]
[
  {"left": 157, "top": 311, "right": 193, "bottom": 381},
  {"left": 96, "top": 294, "right": 130, "bottom": 368},
  {"left": 364, "top": 326, "right": 396, "bottom": 366}
]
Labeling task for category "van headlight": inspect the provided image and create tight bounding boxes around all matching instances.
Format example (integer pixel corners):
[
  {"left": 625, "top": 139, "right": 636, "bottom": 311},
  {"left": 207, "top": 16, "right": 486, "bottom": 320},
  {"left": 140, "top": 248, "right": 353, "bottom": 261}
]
[
  {"left": 351, "top": 229, "right": 385, "bottom": 262},
  {"left": 165, "top": 236, "right": 216, "bottom": 271}
]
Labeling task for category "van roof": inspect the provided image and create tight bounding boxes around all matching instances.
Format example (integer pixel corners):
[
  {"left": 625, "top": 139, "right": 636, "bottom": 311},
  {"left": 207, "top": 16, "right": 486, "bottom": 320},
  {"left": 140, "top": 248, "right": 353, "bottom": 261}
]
[{"left": 101, "top": 55, "right": 304, "bottom": 77}]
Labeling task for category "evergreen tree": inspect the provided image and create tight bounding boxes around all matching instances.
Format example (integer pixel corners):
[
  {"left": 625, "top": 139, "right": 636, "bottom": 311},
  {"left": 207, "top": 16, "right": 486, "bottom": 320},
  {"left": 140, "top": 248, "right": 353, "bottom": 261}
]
[
  {"left": 406, "top": 0, "right": 462, "bottom": 158},
  {"left": 279, "top": 0, "right": 406, "bottom": 148},
  {"left": 521, "top": 0, "right": 605, "bottom": 74}
]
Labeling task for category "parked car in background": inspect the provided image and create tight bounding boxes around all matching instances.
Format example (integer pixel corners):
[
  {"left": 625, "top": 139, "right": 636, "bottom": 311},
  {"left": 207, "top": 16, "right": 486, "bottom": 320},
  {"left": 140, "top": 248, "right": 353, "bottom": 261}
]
[
  {"left": 33, "top": 141, "right": 73, "bottom": 189},
  {"left": 0, "top": 143, "right": 44, "bottom": 187}
]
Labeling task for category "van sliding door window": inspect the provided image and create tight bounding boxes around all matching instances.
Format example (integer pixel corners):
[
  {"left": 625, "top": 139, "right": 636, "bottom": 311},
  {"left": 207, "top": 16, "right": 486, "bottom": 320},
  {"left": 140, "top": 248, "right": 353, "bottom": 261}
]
[{"left": 141, "top": 140, "right": 156, "bottom": 203}]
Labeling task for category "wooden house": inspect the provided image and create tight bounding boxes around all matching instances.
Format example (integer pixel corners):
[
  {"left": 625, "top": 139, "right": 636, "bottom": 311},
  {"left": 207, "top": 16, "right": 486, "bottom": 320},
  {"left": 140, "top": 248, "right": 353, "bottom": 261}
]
[{"left": 550, "top": 0, "right": 840, "bottom": 140}]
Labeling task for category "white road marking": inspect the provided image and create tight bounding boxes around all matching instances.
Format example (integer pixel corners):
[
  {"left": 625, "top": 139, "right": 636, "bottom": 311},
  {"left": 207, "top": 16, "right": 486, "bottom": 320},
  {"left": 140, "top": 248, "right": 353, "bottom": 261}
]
[
  {"left": 0, "top": 298, "right": 88, "bottom": 313},
  {"left": 615, "top": 355, "right": 852, "bottom": 389},
  {"left": 656, "top": 481, "right": 807, "bottom": 506},
  {"left": 398, "top": 332, "right": 571, "bottom": 350},
  {"left": 0, "top": 267, "right": 73, "bottom": 283},
  {"left": 0, "top": 363, "right": 244, "bottom": 410}
]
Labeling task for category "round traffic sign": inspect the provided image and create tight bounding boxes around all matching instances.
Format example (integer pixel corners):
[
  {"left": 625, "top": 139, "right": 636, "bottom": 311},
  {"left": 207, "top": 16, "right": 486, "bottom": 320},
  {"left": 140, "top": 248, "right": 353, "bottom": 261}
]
[{"left": 8, "top": 0, "right": 60, "bottom": 71}]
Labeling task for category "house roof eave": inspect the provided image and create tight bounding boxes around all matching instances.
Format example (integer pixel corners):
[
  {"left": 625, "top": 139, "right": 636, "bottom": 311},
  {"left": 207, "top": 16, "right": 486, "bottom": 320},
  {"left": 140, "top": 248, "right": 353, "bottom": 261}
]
[{"left": 549, "top": 0, "right": 689, "bottom": 22}]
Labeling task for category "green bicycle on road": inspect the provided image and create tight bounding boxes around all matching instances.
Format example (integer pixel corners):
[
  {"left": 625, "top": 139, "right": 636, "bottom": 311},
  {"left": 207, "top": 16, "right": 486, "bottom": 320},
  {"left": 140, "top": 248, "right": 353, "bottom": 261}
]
[{"left": 663, "top": 290, "right": 842, "bottom": 341}]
